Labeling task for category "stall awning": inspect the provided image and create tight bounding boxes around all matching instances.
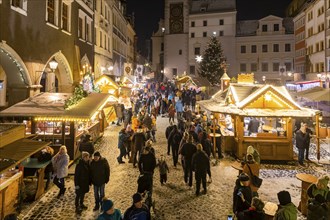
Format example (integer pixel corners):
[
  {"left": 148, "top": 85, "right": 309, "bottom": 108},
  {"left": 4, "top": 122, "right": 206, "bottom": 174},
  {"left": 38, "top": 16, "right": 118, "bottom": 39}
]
[
  {"left": 0, "top": 92, "right": 111, "bottom": 121},
  {"left": 0, "top": 139, "right": 50, "bottom": 174}
]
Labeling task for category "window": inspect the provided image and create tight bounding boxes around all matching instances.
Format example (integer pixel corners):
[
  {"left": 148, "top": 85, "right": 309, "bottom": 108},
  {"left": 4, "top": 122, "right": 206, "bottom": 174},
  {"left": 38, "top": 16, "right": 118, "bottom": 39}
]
[
  {"left": 203, "top": 32, "right": 207, "bottom": 37},
  {"left": 190, "top": 65, "right": 195, "bottom": 75},
  {"left": 251, "top": 45, "right": 257, "bottom": 53},
  {"left": 179, "top": 49, "right": 182, "bottom": 55},
  {"left": 262, "top": 24, "right": 267, "bottom": 32},
  {"left": 262, "top": 45, "right": 268, "bottom": 53},
  {"left": 99, "top": 31, "right": 102, "bottom": 47},
  {"left": 262, "top": 63, "right": 268, "bottom": 72},
  {"left": 285, "top": 44, "right": 291, "bottom": 52},
  {"left": 191, "top": 21, "right": 195, "bottom": 27},
  {"left": 284, "top": 62, "right": 292, "bottom": 72},
  {"left": 86, "top": 17, "right": 92, "bottom": 42},
  {"left": 240, "top": 63, "right": 246, "bottom": 72},
  {"left": 78, "top": 17, "right": 83, "bottom": 38},
  {"left": 251, "top": 63, "right": 257, "bottom": 72},
  {"left": 240, "top": 45, "right": 246, "bottom": 53},
  {"left": 11, "top": 0, "right": 28, "bottom": 15},
  {"left": 161, "top": 43, "right": 164, "bottom": 51},
  {"left": 194, "top": 47, "right": 200, "bottom": 55},
  {"left": 219, "top": 19, "right": 224, "bottom": 25},
  {"left": 203, "top": 20, "right": 207, "bottom": 26},
  {"left": 219, "top": 31, "right": 224, "bottom": 36},
  {"left": 273, "top": 63, "right": 280, "bottom": 71},
  {"left": 273, "top": 44, "right": 279, "bottom": 52},
  {"left": 47, "top": 0, "right": 57, "bottom": 25},
  {"left": 172, "top": 68, "right": 177, "bottom": 76},
  {"left": 274, "top": 24, "right": 279, "bottom": 31},
  {"left": 191, "top": 32, "right": 195, "bottom": 38},
  {"left": 61, "top": 3, "right": 70, "bottom": 32}
]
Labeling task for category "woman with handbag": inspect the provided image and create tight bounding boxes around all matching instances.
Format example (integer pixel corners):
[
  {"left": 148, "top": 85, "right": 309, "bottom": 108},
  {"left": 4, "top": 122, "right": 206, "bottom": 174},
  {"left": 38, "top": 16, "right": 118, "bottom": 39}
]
[{"left": 243, "top": 154, "right": 261, "bottom": 197}]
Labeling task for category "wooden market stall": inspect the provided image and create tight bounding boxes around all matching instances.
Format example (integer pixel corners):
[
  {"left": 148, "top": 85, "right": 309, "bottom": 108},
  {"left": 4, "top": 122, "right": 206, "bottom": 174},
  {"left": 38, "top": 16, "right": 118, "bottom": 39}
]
[
  {"left": 0, "top": 92, "right": 111, "bottom": 160},
  {"left": 95, "top": 74, "right": 119, "bottom": 97},
  {"left": 176, "top": 75, "right": 211, "bottom": 99},
  {"left": 0, "top": 124, "right": 49, "bottom": 218},
  {"left": 199, "top": 81, "right": 320, "bottom": 161}
]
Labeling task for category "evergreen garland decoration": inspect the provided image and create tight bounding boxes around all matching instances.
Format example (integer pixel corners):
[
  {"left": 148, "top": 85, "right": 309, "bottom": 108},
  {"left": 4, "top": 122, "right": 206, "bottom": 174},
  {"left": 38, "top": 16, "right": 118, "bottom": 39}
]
[
  {"left": 198, "top": 36, "right": 226, "bottom": 85},
  {"left": 64, "top": 85, "right": 88, "bottom": 109}
]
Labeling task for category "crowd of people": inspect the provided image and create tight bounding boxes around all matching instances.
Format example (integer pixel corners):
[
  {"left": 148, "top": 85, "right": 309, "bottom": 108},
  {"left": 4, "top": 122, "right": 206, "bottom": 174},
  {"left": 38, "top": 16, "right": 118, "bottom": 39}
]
[{"left": 17, "top": 80, "right": 329, "bottom": 220}]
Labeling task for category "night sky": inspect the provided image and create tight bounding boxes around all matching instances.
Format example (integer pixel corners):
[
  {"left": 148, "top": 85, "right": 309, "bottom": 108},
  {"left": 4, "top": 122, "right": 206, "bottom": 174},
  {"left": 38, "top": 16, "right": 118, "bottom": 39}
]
[{"left": 126, "top": 0, "right": 292, "bottom": 52}]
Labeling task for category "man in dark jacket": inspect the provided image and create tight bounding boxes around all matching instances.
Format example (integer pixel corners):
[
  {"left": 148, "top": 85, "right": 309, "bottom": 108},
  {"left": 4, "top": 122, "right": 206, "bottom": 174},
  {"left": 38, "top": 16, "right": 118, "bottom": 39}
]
[
  {"left": 165, "top": 122, "right": 175, "bottom": 155},
  {"left": 74, "top": 151, "right": 91, "bottom": 214},
  {"left": 117, "top": 128, "right": 129, "bottom": 164},
  {"left": 79, "top": 135, "right": 95, "bottom": 156},
  {"left": 123, "top": 193, "right": 151, "bottom": 220},
  {"left": 180, "top": 135, "right": 197, "bottom": 187},
  {"left": 132, "top": 127, "right": 147, "bottom": 168},
  {"left": 248, "top": 117, "right": 260, "bottom": 135},
  {"left": 90, "top": 151, "right": 110, "bottom": 211},
  {"left": 233, "top": 173, "right": 253, "bottom": 215},
  {"left": 192, "top": 144, "right": 210, "bottom": 196},
  {"left": 168, "top": 126, "right": 182, "bottom": 167},
  {"left": 295, "top": 122, "right": 309, "bottom": 166}
]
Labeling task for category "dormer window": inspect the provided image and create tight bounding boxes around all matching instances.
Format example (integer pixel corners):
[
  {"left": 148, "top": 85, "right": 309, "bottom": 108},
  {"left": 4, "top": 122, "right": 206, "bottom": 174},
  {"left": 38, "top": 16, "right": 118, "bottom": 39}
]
[
  {"left": 262, "top": 25, "right": 267, "bottom": 32},
  {"left": 274, "top": 24, "right": 279, "bottom": 31}
]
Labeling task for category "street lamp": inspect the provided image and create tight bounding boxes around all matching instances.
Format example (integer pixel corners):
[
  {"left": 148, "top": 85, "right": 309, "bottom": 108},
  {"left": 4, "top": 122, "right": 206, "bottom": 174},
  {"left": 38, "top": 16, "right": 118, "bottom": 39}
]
[
  {"left": 262, "top": 76, "right": 266, "bottom": 84},
  {"left": 47, "top": 58, "right": 58, "bottom": 92}
]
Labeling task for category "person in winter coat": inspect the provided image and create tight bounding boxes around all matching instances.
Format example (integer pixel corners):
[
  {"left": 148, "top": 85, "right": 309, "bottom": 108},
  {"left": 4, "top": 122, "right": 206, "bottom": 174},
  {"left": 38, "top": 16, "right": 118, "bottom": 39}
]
[
  {"left": 90, "top": 151, "right": 110, "bottom": 211},
  {"left": 200, "top": 131, "right": 212, "bottom": 158},
  {"left": 237, "top": 197, "right": 266, "bottom": 220},
  {"left": 157, "top": 155, "right": 169, "bottom": 185},
  {"left": 52, "top": 145, "right": 69, "bottom": 198},
  {"left": 123, "top": 193, "right": 151, "bottom": 220},
  {"left": 233, "top": 173, "right": 253, "bottom": 215},
  {"left": 117, "top": 128, "right": 129, "bottom": 164},
  {"left": 246, "top": 145, "right": 261, "bottom": 165},
  {"left": 242, "top": 154, "right": 261, "bottom": 197},
  {"left": 166, "top": 122, "right": 175, "bottom": 155},
  {"left": 79, "top": 134, "right": 95, "bottom": 156},
  {"left": 74, "top": 151, "right": 91, "bottom": 214},
  {"left": 192, "top": 144, "right": 210, "bottom": 196},
  {"left": 168, "top": 126, "right": 182, "bottom": 167},
  {"left": 175, "top": 98, "right": 183, "bottom": 120},
  {"left": 295, "top": 122, "right": 309, "bottom": 166},
  {"left": 274, "top": 190, "right": 298, "bottom": 220},
  {"left": 37, "top": 146, "right": 54, "bottom": 190},
  {"left": 178, "top": 132, "right": 189, "bottom": 171},
  {"left": 180, "top": 135, "right": 197, "bottom": 187},
  {"left": 97, "top": 198, "right": 122, "bottom": 220},
  {"left": 307, "top": 194, "right": 329, "bottom": 220},
  {"left": 132, "top": 127, "right": 147, "bottom": 168},
  {"left": 168, "top": 104, "right": 175, "bottom": 124}
]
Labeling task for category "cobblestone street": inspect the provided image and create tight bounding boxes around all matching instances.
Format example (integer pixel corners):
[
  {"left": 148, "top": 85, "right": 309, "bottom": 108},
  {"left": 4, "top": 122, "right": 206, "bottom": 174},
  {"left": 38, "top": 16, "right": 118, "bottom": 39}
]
[{"left": 18, "top": 117, "right": 329, "bottom": 220}]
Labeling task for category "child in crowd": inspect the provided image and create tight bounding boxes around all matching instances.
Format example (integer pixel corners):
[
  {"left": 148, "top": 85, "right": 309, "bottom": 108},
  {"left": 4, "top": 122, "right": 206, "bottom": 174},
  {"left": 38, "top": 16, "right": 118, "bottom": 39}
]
[{"left": 157, "top": 154, "right": 169, "bottom": 185}]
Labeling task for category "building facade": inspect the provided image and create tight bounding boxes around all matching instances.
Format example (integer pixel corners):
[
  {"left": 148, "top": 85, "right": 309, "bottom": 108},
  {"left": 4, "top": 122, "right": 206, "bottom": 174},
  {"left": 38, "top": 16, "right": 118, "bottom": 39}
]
[{"left": 151, "top": 19, "right": 164, "bottom": 79}]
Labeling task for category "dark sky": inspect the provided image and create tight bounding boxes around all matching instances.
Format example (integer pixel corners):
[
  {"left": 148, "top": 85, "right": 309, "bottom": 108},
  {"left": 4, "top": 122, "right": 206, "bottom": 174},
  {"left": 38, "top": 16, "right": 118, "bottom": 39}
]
[{"left": 126, "top": 0, "right": 292, "bottom": 52}]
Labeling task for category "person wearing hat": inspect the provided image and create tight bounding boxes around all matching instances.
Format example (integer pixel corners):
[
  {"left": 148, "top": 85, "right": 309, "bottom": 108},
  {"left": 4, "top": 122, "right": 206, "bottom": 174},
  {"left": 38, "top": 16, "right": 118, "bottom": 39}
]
[
  {"left": 307, "top": 175, "right": 330, "bottom": 218},
  {"left": 192, "top": 144, "right": 210, "bottom": 196},
  {"left": 242, "top": 154, "right": 261, "bottom": 197},
  {"left": 123, "top": 193, "right": 151, "bottom": 220},
  {"left": 74, "top": 151, "right": 91, "bottom": 214},
  {"left": 90, "top": 151, "right": 110, "bottom": 211},
  {"left": 97, "top": 198, "right": 122, "bottom": 220},
  {"left": 274, "top": 190, "right": 297, "bottom": 220},
  {"left": 233, "top": 172, "right": 253, "bottom": 215},
  {"left": 236, "top": 197, "right": 265, "bottom": 220}
]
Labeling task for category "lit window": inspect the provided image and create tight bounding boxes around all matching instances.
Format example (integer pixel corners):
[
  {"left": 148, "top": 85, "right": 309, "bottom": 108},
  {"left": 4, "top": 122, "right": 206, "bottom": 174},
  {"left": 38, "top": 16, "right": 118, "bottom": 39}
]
[{"left": 10, "top": 0, "right": 28, "bottom": 16}]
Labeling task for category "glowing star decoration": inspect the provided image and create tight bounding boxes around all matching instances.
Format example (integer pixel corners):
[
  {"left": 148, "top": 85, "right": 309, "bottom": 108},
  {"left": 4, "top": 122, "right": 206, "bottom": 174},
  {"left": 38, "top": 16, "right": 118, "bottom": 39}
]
[
  {"left": 264, "top": 93, "right": 272, "bottom": 101},
  {"left": 195, "top": 55, "right": 203, "bottom": 63}
]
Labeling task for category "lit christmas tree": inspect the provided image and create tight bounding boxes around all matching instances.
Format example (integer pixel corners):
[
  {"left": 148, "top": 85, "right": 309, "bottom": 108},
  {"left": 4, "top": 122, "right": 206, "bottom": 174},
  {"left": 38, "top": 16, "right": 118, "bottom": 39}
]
[{"left": 198, "top": 36, "right": 226, "bottom": 85}]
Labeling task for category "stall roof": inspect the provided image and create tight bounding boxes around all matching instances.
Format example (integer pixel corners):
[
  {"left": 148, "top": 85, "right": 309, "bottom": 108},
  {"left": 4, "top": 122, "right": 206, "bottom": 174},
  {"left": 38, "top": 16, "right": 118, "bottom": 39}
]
[
  {"left": 177, "top": 75, "right": 211, "bottom": 87},
  {"left": 95, "top": 75, "right": 119, "bottom": 89},
  {"left": 199, "top": 84, "right": 319, "bottom": 117},
  {"left": 0, "top": 138, "right": 50, "bottom": 174},
  {"left": 0, "top": 92, "right": 111, "bottom": 121}
]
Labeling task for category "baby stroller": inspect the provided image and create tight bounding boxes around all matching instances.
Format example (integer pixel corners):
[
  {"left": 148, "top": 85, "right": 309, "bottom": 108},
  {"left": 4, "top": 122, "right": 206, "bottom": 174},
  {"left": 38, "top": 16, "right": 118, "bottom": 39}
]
[{"left": 137, "top": 173, "right": 155, "bottom": 211}]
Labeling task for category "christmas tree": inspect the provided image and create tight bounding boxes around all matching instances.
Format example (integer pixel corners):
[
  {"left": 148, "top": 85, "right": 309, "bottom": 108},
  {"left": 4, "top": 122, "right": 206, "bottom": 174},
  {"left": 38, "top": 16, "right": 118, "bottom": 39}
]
[{"left": 198, "top": 36, "right": 226, "bottom": 85}]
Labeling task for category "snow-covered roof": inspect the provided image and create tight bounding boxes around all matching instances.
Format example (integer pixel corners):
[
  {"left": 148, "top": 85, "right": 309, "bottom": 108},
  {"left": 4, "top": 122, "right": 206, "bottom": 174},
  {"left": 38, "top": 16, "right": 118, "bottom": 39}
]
[{"left": 190, "top": 0, "right": 236, "bottom": 14}]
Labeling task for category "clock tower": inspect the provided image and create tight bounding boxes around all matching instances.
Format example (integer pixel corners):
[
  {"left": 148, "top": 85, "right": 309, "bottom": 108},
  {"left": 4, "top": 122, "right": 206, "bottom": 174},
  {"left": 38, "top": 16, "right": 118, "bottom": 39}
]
[{"left": 164, "top": 0, "right": 189, "bottom": 79}]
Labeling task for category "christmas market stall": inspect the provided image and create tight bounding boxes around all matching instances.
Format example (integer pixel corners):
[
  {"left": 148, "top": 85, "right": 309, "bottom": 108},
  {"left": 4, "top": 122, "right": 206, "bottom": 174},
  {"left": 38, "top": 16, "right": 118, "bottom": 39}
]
[
  {"left": 199, "top": 77, "right": 320, "bottom": 161},
  {"left": 0, "top": 124, "right": 50, "bottom": 218},
  {"left": 176, "top": 75, "right": 211, "bottom": 99},
  {"left": 0, "top": 91, "right": 111, "bottom": 160}
]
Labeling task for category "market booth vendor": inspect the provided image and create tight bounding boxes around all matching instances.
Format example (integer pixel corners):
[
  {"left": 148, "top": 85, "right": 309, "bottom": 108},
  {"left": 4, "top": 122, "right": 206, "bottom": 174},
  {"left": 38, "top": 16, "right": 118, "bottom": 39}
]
[
  {"left": 0, "top": 92, "right": 111, "bottom": 160},
  {"left": 199, "top": 74, "right": 320, "bottom": 161}
]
